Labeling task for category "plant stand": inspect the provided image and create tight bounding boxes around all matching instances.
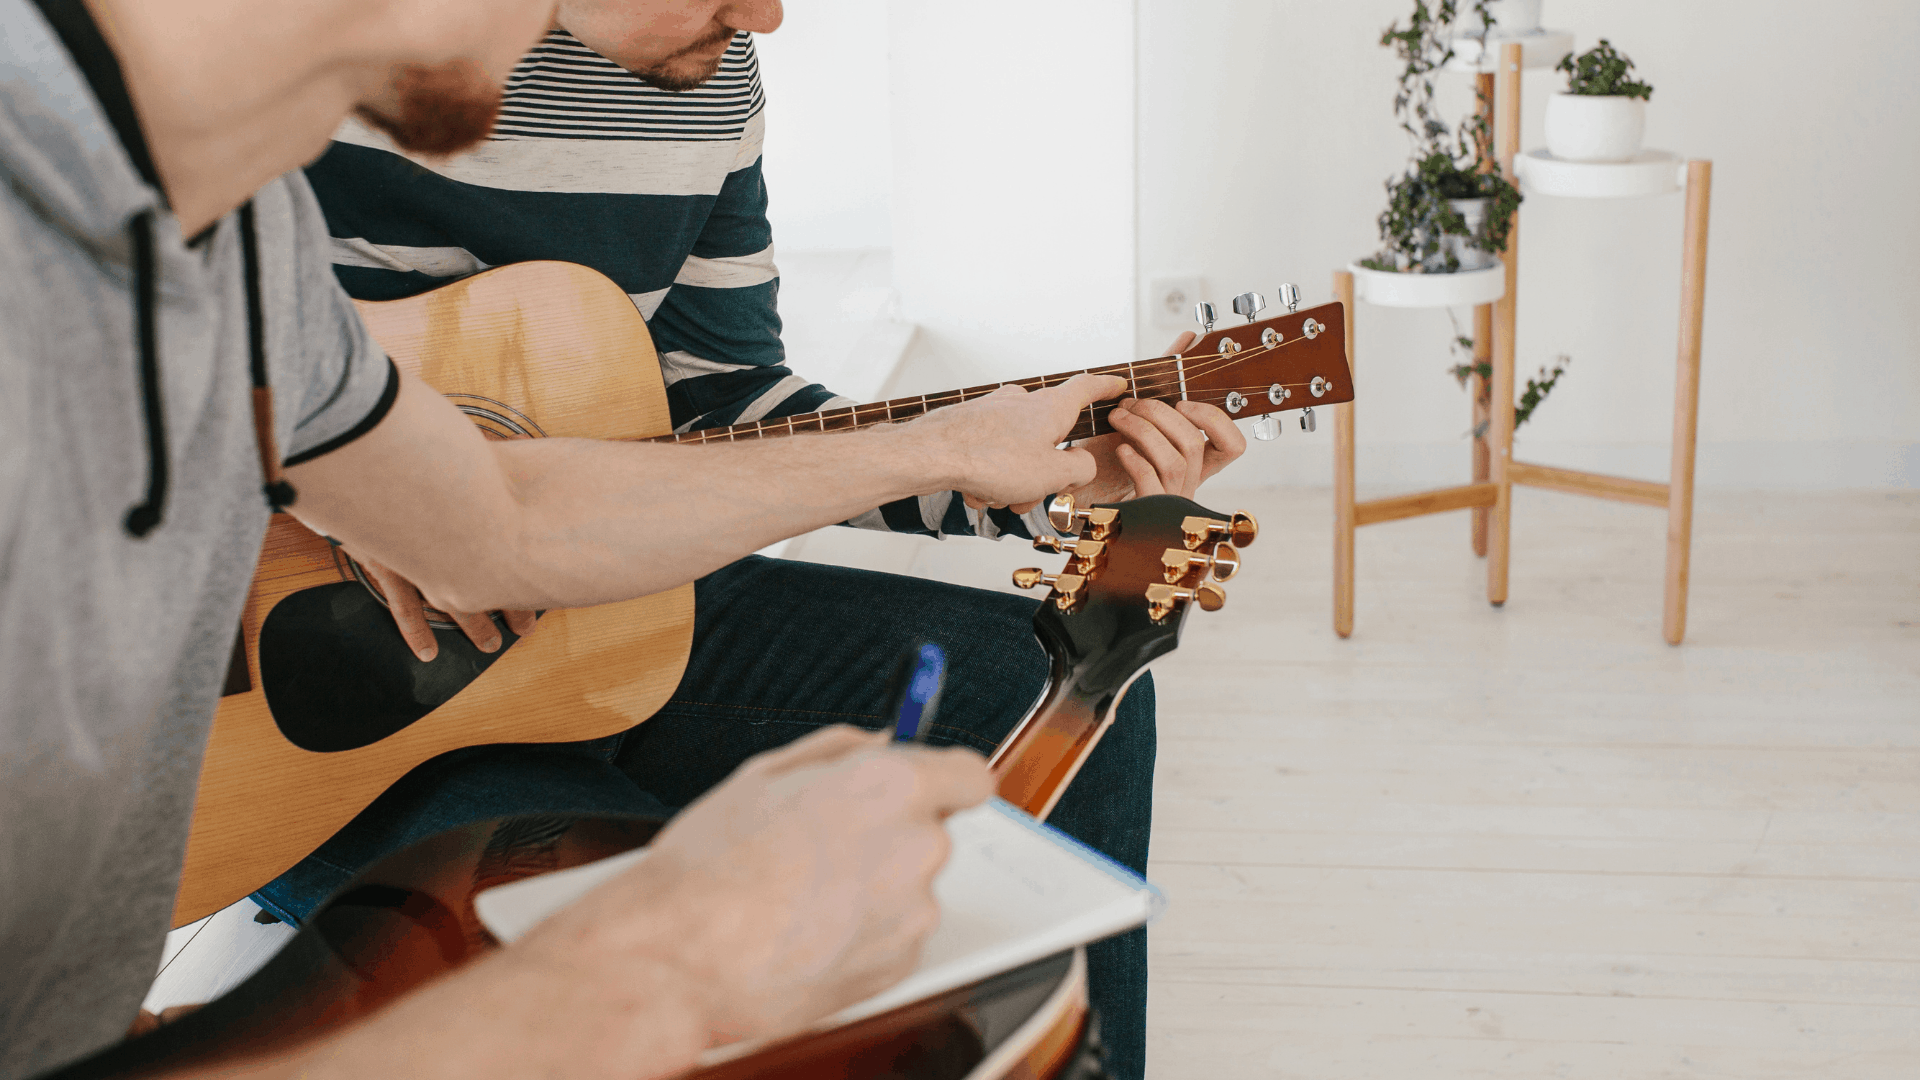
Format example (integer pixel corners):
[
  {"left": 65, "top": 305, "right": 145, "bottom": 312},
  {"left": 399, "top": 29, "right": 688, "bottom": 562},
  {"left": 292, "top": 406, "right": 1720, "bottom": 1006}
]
[{"left": 1332, "top": 41, "right": 1712, "bottom": 645}]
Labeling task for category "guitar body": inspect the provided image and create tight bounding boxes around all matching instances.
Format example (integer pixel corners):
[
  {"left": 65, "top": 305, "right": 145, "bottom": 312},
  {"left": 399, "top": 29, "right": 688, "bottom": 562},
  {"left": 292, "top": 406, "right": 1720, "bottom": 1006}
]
[
  {"left": 124, "top": 492, "right": 1254, "bottom": 1077},
  {"left": 174, "top": 263, "right": 696, "bottom": 927},
  {"left": 86, "top": 814, "right": 1099, "bottom": 1080}
]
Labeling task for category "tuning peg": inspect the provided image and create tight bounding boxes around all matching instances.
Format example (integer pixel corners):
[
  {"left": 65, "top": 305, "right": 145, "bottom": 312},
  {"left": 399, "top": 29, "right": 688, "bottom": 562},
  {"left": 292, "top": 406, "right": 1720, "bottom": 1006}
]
[
  {"left": 1300, "top": 407, "right": 1316, "bottom": 433},
  {"left": 1145, "top": 581, "right": 1226, "bottom": 621},
  {"left": 1277, "top": 282, "right": 1300, "bottom": 313},
  {"left": 1045, "top": 494, "right": 1119, "bottom": 539},
  {"left": 1180, "top": 511, "right": 1259, "bottom": 550},
  {"left": 1231, "top": 291, "right": 1266, "bottom": 323},
  {"left": 1012, "top": 567, "right": 1088, "bottom": 611},
  {"left": 1252, "top": 414, "right": 1280, "bottom": 441},
  {"left": 1033, "top": 535, "right": 1104, "bottom": 558},
  {"left": 1161, "top": 542, "right": 1240, "bottom": 584},
  {"left": 1193, "top": 301, "right": 1216, "bottom": 334}
]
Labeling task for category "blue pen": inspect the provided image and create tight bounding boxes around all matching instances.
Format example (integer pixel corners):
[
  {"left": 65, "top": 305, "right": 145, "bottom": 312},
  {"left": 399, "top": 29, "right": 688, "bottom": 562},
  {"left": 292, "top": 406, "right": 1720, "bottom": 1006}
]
[{"left": 887, "top": 641, "right": 946, "bottom": 742}]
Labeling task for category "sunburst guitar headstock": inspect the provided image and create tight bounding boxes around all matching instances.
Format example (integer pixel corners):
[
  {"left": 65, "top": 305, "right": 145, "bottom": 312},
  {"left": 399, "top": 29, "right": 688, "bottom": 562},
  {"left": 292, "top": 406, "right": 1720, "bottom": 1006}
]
[{"left": 1015, "top": 492, "right": 1253, "bottom": 694}]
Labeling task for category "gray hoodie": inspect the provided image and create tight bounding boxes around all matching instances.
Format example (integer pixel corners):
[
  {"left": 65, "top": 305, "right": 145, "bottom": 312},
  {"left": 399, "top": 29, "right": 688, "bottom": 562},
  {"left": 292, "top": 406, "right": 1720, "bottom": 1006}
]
[{"left": 0, "top": 1, "right": 396, "bottom": 1074}]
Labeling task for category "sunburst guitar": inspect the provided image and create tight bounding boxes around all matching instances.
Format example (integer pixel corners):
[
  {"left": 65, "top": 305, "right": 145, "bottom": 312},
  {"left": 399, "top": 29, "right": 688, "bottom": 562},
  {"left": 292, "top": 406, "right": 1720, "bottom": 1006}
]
[{"left": 174, "top": 261, "right": 1352, "bottom": 927}]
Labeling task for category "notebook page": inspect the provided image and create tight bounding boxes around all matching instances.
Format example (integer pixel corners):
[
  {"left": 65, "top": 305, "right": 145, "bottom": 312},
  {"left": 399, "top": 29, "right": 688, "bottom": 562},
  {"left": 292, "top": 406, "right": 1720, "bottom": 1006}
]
[{"left": 474, "top": 798, "right": 1162, "bottom": 1047}]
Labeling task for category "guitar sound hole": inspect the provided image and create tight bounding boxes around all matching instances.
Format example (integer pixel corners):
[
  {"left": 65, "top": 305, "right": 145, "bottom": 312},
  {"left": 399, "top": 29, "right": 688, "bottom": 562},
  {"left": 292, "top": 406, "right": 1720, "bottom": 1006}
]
[{"left": 258, "top": 582, "right": 521, "bottom": 753}]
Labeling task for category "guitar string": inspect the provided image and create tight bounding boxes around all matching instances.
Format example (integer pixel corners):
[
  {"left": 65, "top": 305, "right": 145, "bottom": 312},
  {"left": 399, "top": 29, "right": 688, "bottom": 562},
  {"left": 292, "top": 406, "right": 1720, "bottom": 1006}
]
[
  {"left": 662, "top": 341, "right": 1298, "bottom": 440},
  {"left": 658, "top": 335, "right": 1324, "bottom": 445}
]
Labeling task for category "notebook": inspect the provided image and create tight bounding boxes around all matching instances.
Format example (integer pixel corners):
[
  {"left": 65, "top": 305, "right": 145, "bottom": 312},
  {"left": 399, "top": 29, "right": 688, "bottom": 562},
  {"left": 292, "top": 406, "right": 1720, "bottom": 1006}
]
[{"left": 474, "top": 797, "right": 1164, "bottom": 1046}]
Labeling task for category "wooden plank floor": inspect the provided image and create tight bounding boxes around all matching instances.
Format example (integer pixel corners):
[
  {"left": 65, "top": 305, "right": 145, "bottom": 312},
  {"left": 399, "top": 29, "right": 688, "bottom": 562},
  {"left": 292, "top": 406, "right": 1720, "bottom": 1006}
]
[{"left": 795, "top": 487, "right": 1920, "bottom": 1078}]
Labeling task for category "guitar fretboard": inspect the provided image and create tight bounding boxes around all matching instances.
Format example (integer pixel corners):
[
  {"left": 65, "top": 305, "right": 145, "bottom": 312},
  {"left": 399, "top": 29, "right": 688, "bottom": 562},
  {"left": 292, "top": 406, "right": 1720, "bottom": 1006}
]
[{"left": 645, "top": 357, "right": 1192, "bottom": 447}]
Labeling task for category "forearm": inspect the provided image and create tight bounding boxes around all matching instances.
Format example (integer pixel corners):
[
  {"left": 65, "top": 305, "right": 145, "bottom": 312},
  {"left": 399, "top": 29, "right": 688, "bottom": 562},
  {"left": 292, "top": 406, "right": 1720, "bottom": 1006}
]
[
  {"left": 487, "top": 428, "right": 952, "bottom": 607},
  {"left": 287, "top": 370, "right": 957, "bottom": 611},
  {"left": 141, "top": 949, "right": 705, "bottom": 1080}
]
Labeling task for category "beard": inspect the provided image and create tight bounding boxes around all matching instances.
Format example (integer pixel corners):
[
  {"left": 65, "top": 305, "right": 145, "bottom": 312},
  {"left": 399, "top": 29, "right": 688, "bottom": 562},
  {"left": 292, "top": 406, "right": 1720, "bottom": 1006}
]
[
  {"left": 630, "top": 25, "right": 736, "bottom": 92},
  {"left": 354, "top": 60, "right": 503, "bottom": 157}
]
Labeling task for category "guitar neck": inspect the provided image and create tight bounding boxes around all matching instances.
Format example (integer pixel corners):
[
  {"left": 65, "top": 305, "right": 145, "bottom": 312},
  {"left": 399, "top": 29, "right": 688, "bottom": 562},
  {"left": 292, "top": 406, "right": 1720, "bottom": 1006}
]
[
  {"left": 986, "top": 655, "right": 1124, "bottom": 823},
  {"left": 647, "top": 358, "right": 1192, "bottom": 446}
]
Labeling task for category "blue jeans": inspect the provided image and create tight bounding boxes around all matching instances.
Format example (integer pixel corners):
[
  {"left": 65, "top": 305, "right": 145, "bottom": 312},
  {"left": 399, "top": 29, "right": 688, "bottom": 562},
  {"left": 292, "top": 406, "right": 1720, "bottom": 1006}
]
[{"left": 255, "top": 555, "right": 1154, "bottom": 1080}]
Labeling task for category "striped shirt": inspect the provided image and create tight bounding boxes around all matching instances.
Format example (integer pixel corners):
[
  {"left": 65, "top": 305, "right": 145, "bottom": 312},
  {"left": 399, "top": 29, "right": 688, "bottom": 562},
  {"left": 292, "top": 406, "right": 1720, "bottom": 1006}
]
[{"left": 305, "top": 29, "right": 1047, "bottom": 541}]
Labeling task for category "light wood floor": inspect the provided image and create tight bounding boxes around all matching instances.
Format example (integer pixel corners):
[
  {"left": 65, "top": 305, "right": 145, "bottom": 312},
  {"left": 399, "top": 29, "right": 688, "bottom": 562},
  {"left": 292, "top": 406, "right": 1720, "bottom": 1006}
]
[
  {"left": 793, "top": 487, "right": 1920, "bottom": 1078},
  {"left": 156, "top": 489, "right": 1919, "bottom": 1077}
]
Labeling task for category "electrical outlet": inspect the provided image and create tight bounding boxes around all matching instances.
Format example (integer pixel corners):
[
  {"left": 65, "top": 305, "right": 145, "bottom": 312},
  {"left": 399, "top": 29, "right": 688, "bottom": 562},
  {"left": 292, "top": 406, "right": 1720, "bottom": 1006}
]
[{"left": 1148, "top": 275, "right": 1204, "bottom": 329}]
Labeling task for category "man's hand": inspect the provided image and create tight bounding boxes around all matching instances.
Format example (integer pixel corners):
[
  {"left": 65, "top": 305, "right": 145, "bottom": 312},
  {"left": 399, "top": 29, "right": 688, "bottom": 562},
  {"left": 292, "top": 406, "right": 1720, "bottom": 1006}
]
[
  {"left": 349, "top": 549, "right": 538, "bottom": 662},
  {"left": 1068, "top": 332, "right": 1248, "bottom": 505},
  {"left": 513, "top": 726, "right": 993, "bottom": 1048},
  {"left": 902, "top": 372, "right": 1127, "bottom": 513}
]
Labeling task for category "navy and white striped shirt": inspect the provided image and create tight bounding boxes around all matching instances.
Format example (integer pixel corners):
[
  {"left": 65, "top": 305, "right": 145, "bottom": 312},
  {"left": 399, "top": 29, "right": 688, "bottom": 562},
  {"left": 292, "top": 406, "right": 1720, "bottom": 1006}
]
[{"left": 306, "top": 30, "right": 1047, "bottom": 540}]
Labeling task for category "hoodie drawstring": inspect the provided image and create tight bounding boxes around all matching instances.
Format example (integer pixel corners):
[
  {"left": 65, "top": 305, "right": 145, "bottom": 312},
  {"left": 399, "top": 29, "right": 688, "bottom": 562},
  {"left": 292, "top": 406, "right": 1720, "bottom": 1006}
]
[
  {"left": 238, "top": 202, "right": 297, "bottom": 514},
  {"left": 122, "top": 201, "right": 295, "bottom": 538},
  {"left": 121, "top": 211, "right": 166, "bottom": 537}
]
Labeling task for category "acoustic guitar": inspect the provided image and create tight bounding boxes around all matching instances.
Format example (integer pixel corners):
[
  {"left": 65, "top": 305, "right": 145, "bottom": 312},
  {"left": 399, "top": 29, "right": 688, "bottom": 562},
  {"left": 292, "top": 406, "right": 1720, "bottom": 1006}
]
[
  {"left": 174, "top": 260, "right": 1352, "bottom": 927},
  {"left": 82, "top": 493, "right": 1252, "bottom": 1080}
]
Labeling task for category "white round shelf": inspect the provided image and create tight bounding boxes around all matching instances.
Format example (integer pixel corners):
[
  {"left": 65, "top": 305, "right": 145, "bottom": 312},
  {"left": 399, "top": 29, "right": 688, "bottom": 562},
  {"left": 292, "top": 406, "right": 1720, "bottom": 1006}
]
[
  {"left": 1443, "top": 28, "right": 1574, "bottom": 73},
  {"left": 1516, "top": 149, "right": 1684, "bottom": 198},
  {"left": 1348, "top": 262, "right": 1506, "bottom": 309}
]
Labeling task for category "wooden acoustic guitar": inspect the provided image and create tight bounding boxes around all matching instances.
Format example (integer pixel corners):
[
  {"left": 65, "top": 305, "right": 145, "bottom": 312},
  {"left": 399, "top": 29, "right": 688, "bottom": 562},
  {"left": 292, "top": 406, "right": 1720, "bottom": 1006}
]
[
  {"left": 175, "top": 260, "right": 1351, "bottom": 927},
  {"left": 81, "top": 493, "right": 1253, "bottom": 1080}
]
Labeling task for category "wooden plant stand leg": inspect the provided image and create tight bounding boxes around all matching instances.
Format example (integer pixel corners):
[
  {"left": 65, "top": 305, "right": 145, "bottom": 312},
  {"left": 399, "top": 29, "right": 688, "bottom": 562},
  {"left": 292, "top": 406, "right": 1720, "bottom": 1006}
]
[
  {"left": 1333, "top": 270, "right": 1357, "bottom": 638},
  {"left": 1663, "top": 160, "right": 1712, "bottom": 644},
  {"left": 1471, "top": 302, "right": 1492, "bottom": 557},
  {"left": 1486, "top": 42, "right": 1522, "bottom": 607},
  {"left": 1470, "top": 70, "right": 1494, "bottom": 559}
]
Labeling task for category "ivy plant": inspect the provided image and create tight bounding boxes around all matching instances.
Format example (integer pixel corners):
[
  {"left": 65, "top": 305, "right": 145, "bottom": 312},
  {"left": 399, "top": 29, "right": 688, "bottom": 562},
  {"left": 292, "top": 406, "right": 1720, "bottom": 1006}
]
[
  {"left": 1363, "top": 0, "right": 1521, "bottom": 275},
  {"left": 1557, "top": 39, "right": 1653, "bottom": 99},
  {"left": 1450, "top": 355, "right": 1572, "bottom": 434}
]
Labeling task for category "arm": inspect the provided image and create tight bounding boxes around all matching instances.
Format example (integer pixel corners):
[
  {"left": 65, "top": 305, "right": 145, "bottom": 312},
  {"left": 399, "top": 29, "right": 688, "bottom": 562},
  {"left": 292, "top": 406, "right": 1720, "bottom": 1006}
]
[
  {"left": 285, "top": 367, "right": 1125, "bottom": 613},
  {"left": 136, "top": 728, "right": 991, "bottom": 1080}
]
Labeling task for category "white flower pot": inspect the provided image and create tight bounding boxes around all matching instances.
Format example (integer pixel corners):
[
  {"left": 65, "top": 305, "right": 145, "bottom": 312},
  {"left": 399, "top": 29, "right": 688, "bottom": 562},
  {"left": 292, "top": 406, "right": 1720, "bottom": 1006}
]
[
  {"left": 1543, "top": 93, "right": 1646, "bottom": 163},
  {"left": 1441, "top": 198, "right": 1498, "bottom": 272},
  {"left": 1452, "top": 0, "right": 1542, "bottom": 36}
]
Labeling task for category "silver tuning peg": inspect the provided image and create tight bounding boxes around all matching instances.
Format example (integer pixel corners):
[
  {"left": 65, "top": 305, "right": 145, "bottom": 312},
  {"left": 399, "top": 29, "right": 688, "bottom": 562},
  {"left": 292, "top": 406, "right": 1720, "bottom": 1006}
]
[
  {"left": 1300, "top": 407, "right": 1316, "bottom": 433},
  {"left": 1193, "top": 301, "right": 1216, "bottom": 334},
  {"left": 1231, "top": 291, "right": 1266, "bottom": 323},
  {"left": 1252, "top": 414, "right": 1280, "bottom": 441},
  {"left": 1277, "top": 282, "right": 1300, "bottom": 313}
]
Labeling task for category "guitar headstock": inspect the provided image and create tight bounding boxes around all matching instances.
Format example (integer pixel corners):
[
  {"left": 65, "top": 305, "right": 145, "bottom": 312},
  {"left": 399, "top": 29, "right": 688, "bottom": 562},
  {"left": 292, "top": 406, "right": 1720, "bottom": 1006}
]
[
  {"left": 1014, "top": 492, "right": 1254, "bottom": 700},
  {"left": 1165, "top": 287, "right": 1352, "bottom": 439},
  {"left": 991, "top": 492, "right": 1256, "bottom": 818}
]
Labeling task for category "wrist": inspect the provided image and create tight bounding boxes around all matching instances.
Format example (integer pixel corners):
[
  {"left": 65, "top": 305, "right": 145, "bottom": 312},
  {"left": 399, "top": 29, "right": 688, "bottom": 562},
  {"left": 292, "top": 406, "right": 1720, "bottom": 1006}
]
[{"left": 868, "top": 419, "right": 969, "bottom": 499}]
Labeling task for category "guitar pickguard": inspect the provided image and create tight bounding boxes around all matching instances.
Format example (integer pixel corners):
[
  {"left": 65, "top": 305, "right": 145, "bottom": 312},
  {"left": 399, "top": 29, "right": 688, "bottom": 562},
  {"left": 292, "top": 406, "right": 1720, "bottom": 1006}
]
[{"left": 257, "top": 583, "right": 525, "bottom": 753}]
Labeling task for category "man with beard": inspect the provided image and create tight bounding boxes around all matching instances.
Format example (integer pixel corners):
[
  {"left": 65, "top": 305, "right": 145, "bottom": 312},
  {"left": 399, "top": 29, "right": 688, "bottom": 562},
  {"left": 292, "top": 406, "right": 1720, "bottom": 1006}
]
[
  {"left": 282, "top": 7, "right": 1247, "bottom": 1078},
  {"left": 0, "top": 0, "right": 1145, "bottom": 1076}
]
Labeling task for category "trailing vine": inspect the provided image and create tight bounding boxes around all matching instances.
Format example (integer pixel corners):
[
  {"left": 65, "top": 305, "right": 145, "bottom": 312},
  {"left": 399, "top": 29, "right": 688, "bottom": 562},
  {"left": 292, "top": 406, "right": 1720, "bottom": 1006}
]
[
  {"left": 1450, "top": 355, "right": 1572, "bottom": 434},
  {"left": 1363, "top": 0, "right": 1522, "bottom": 274}
]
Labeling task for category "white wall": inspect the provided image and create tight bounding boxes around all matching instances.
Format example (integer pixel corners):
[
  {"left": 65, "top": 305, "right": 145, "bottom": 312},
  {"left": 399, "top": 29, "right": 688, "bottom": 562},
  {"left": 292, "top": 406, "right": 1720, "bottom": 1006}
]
[
  {"left": 1138, "top": 0, "right": 1920, "bottom": 488},
  {"left": 754, "top": 0, "right": 894, "bottom": 250},
  {"left": 886, "top": 1, "right": 1137, "bottom": 387}
]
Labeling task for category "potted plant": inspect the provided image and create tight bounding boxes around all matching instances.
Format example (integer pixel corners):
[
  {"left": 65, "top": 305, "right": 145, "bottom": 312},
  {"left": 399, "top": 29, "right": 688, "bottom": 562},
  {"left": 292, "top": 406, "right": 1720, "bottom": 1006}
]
[
  {"left": 1353, "top": 1, "right": 1521, "bottom": 305},
  {"left": 1546, "top": 39, "right": 1654, "bottom": 162}
]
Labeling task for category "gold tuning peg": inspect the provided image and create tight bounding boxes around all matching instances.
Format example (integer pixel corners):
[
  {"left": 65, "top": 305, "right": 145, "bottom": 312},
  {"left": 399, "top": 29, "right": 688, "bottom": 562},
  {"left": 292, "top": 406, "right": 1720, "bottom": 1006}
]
[
  {"left": 1033, "top": 535, "right": 1106, "bottom": 559},
  {"left": 1179, "top": 511, "right": 1258, "bottom": 550},
  {"left": 1144, "top": 581, "right": 1226, "bottom": 621},
  {"left": 1045, "top": 494, "right": 1118, "bottom": 539},
  {"left": 1011, "top": 568, "right": 1088, "bottom": 611},
  {"left": 1160, "top": 542, "right": 1240, "bottom": 583}
]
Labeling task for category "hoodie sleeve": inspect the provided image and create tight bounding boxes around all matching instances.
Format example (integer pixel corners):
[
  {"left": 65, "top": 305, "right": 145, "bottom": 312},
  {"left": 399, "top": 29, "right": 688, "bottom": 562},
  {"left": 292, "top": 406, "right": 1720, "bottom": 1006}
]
[{"left": 265, "top": 171, "right": 400, "bottom": 465}]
